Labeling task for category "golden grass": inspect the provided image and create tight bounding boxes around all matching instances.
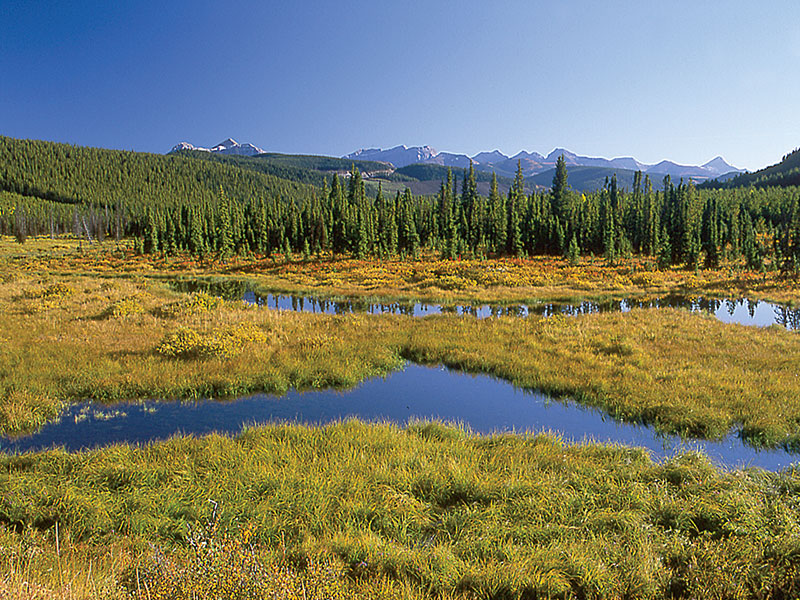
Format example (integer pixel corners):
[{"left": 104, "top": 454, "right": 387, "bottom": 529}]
[
  {"left": 3, "top": 235, "right": 800, "bottom": 598},
  {"left": 2, "top": 422, "right": 800, "bottom": 598},
  {"left": 2, "top": 235, "right": 799, "bottom": 306},
  {"left": 1, "top": 262, "right": 799, "bottom": 446}
]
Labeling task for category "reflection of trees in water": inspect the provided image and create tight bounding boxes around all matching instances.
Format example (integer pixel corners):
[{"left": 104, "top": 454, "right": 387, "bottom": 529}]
[
  {"left": 774, "top": 306, "right": 800, "bottom": 330},
  {"left": 171, "top": 278, "right": 248, "bottom": 300},
  {"left": 172, "top": 279, "right": 799, "bottom": 329}
]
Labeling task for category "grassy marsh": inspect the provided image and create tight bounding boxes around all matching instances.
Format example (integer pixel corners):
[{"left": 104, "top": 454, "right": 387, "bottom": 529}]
[
  {"left": 3, "top": 421, "right": 800, "bottom": 598},
  {"left": 3, "top": 236, "right": 800, "bottom": 307},
  {"left": 3, "top": 235, "right": 800, "bottom": 598},
  {"left": 1, "top": 258, "right": 799, "bottom": 446}
]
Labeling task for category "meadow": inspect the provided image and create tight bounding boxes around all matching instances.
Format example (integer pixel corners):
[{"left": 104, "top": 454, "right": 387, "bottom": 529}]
[
  {"left": 4, "top": 422, "right": 800, "bottom": 599},
  {"left": 1, "top": 237, "right": 799, "bottom": 445},
  {"left": 2, "top": 235, "right": 800, "bottom": 598}
]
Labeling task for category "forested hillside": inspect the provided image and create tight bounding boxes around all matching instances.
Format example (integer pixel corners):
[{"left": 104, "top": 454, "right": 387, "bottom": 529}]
[
  {"left": 530, "top": 165, "right": 641, "bottom": 192},
  {"left": 0, "top": 135, "right": 318, "bottom": 241},
  {"left": 172, "top": 149, "right": 393, "bottom": 188},
  {"left": 704, "top": 148, "right": 800, "bottom": 189},
  {"left": 0, "top": 136, "right": 317, "bottom": 209}
]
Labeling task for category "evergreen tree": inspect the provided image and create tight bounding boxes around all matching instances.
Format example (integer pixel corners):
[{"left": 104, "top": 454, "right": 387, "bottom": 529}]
[
  {"left": 144, "top": 207, "right": 159, "bottom": 254},
  {"left": 702, "top": 197, "right": 720, "bottom": 268},
  {"left": 398, "top": 189, "right": 420, "bottom": 258},
  {"left": 566, "top": 234, "right": 580, "bottom": 266},
  {"left": 217, "top": 189, "right": 234, "bottom": 259},
  {"left": 741, "top": 210, "right": 761, "bottom": 270},
  {"left": 643, "top": 175, "right": 659, "bottom": 256},
  {"left": 551, "top": 154, "right": 570, "bottom": 226},
  {"left": 505, "top": 161, "right": 525, "bottom": 256},
  {"left": 602, "top": 186, "right": 616, "bottom": 264},
  {"left": 488, "top": 172, "right": 506, "bottom": 252}
]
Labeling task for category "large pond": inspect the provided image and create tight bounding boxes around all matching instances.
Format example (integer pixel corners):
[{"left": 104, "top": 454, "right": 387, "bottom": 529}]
[
  {"left": 171, "top": 279, "right": 800, "bottom": 329},
  {"left": 2, "top": 365, "right": 796, "bottom": 471}
]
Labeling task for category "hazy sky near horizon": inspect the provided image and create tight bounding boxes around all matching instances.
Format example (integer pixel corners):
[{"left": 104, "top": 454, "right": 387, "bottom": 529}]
[{"left": 2, "top": 1, "right": 799, "bottom": 171}]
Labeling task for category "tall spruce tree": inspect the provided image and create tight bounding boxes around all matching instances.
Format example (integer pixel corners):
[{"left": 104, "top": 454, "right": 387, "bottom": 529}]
[{"left": 551, "top": 154, "right": 570, "bottom": 226}]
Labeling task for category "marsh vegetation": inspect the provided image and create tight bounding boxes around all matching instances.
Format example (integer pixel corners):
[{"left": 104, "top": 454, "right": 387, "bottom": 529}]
[{"left": 2, "top": 236, "right": 800, "bottom": 598}]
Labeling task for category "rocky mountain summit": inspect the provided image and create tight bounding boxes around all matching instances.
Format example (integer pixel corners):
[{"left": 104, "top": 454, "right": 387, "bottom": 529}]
[
  {"left": 170, "top": 138, "right": 264, "bottom": 156},
  {"left": 344, "top": 145, "right": 744, "bottom": 181}
]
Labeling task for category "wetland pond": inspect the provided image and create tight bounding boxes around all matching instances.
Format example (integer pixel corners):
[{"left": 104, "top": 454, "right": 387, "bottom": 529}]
[
  {"left": 3, "top": 279, "right": 797, "bottom": 470},
  {"left": 2, "top": 365, "right": 798, "bottom": 472},
  {"left": 172, "top": 278, "right": 800, "bottom": 329}
]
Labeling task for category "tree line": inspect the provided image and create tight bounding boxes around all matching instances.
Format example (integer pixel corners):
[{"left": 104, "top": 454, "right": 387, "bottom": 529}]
[
  {"left": 129, "top": 157, "right": 800, "bottom": 271},
  {"left": 2, "top": 135, "right": 800, "bottom": 270}
]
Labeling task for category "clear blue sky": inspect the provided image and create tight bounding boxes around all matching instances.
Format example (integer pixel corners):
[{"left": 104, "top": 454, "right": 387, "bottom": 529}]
[{"left": 2, "top": 1, "right": 799, "bottom": 171}]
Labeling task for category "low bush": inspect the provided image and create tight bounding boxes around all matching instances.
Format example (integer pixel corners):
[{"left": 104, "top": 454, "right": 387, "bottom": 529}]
[{"left": 156, "top": 323, "right": 269, "bottom": 360}]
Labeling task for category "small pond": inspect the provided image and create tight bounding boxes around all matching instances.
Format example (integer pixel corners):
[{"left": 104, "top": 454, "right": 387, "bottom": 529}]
[
  {"left": 170, "top": 279, "right": 800, "bottom": 329},
  {"left": 2, "top": 365, "right": 796, "bottom": 471}
]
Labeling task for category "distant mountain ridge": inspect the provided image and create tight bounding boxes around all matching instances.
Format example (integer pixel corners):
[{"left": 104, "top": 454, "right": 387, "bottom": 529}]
[
  {"left": 344, "top": 145, "right": 744, "bottom": 182},
  {"left": 170, "top": 138, "right": 265, "bottom": 156},
  {"left": 166, "top": 138, "right": 746, "bottom": 191}
]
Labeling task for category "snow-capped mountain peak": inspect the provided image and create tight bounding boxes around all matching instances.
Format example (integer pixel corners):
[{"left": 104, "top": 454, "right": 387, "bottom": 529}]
[{"left": 169, "top": 138, "right": 264, "bottom": 156}]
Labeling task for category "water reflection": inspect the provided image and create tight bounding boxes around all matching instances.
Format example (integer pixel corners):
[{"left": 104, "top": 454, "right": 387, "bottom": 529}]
[
  {"left": 170, "top": 279, "right": 800, "bottom": 330},
  {"left": 2, "top": 365, "right": 798, "bottom": 471}
]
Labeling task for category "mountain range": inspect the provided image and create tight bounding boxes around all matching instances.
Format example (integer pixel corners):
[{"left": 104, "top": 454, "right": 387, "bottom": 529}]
[
  {"left": 343, "top": 145, "right": 745, "bottom": 182},
  {"left": 168, "top": 139, "right": 746, "bottom": 190},
  {"left": 170, "top": 138, "right": 265, "bottom": 156}
]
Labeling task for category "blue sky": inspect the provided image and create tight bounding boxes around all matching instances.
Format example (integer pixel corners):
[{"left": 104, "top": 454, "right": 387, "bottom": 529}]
[{"left": 2, "top": 1, "right": 799, "bottom": 171}]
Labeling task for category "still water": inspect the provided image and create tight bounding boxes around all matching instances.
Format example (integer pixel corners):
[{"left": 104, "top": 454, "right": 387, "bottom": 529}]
[
  {"left": 2, "top": 365, "right": 796, "bottom": 471},
  {"left": 171, "top": 279, "right": 800, "bottom": 329}
]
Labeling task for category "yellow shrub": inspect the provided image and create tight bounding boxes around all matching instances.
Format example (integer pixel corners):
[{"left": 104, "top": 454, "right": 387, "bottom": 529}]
[
  {"left": 157, "top": 322, "right": 269, "bottom": 360},
  {"left": 104, "top": 295, "right": 145, "bottom": 319},
  {"left": 159, "top": 291, "right": 224, "bottom": 318},
  {"left": 24, "top": 282, "right": 75, "bottom": 300},
  {"left": 23, "top": 282, "right": 75, "bottom": 311},
  {"left": 418, "top": 275, "right": 477, "bottom": 291}
]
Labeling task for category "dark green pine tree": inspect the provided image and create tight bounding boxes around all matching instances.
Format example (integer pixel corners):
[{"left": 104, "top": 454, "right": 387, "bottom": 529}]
[
  {"left": 355, "top": 209, "right": 369, "bottom": 259},
  {"left": 681, "top": 183, "right": 701, "bottom": 269},
  {"left": 144, "top": 207, "right": 159, "bottom": 254},
  {"left": 643, "top": 175, "right": 659, "bottom": 256},
  {"left": 601, "top": 186, "right": 616, "bottom": 264},
  {"left": 189, "top": 208, "right": 205, "bottom": 257},
  {"left": 741, "top": 210, "right": 761, "bottom": 270},
  {"left": 657, "top": 225, "right": 672, "bottom": 269},
  {"left": 399, "top": 188, "right": 420, "bottom": 258},
  {"left": 488, "top": 172, "right": 506, "bottom": 253},
  {"left": 329, "top": 173, "right": 347, "bottom": 254},
  {"left": 551, "top": 154, "right": 570, "bottom": 229},
  {"left": 702, "top": 197, "right": 720, "bottom": 268},
  {"left": 217, "top": 188, "right": 233, "bottom": 260},
  {"left": 567, "top": 234, "right": 580, "bottom": 266},
  {"left": 506, "top": 161, "right": 524, "bottom": 256}
]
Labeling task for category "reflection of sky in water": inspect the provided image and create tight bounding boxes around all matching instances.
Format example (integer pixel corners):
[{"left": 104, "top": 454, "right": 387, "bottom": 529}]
[
  {"left": 2, "top": 365, "right": 797, "bottom": 472},
  {"left": 237, "top": 290, "right": 800, "bottom": 330},
  {"left": 169, "top": 279, "right": 799, "bottom": 328}
]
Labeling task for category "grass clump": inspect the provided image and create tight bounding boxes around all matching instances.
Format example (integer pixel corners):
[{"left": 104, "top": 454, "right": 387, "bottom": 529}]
[
  {"left": 156, "top": 323, "right": 270, "bottom": 360},
  {"left": 157, "top": 291, "right": 223, "bottom": 317},
  {"left": 102, "top": 295, "right": 145, "bottom": 319},
  {"left": 21, "top": 282, "right": 75, "bottom": 312},
  {"left": 0, "top": 389, "right": 63, "bottom": 435}
]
